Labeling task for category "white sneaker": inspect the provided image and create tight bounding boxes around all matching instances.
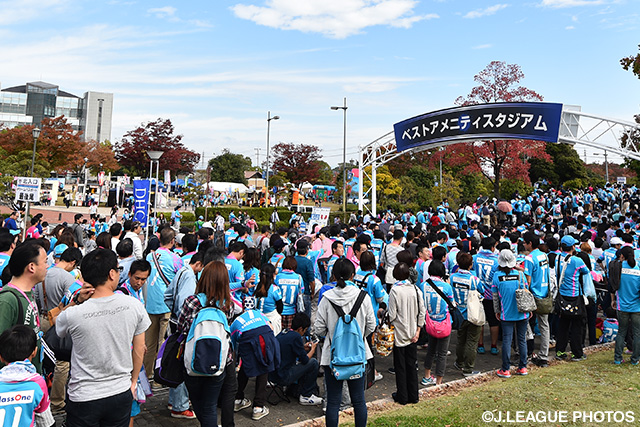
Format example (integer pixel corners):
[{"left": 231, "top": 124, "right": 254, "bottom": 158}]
[
  {"left": 374, "top": 372, "right": 383, "bottom": 382},
  {"left": 234, "top": 398, "right": 251, "bottom": 412},
  {"left": 299, "top": 394, "right": 323, "bottom": 406},
  {"left": 252, "top": 406, "right": 269, "bottom": 420}
]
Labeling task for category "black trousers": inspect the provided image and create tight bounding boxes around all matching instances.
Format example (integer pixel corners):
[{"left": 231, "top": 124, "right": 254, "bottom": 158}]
[
  {"left": 556, "top": 314, "right": 585, "bottom": 358},
  {"left": 393, "top": 343, "right": 418, "bottom": 404},
  {"left": 66, "top": 389, "right": 132, "bottom": 427},
  {"left": 236, "top": 367, "right": 268, "bottom": 408},
  {"left": 218, "top": 360, "right": 238, "bottom": 427}
]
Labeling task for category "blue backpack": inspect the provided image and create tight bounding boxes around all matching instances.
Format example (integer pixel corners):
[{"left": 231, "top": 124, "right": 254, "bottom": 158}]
[
  {"left": 183, "top": 294, "right": 231, "bottom": 377},
  {"left": 328, "top": 291, "right": 368, "bottom": 380}
]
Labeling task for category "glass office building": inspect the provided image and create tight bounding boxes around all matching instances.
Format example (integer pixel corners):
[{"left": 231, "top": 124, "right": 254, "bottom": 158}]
[{"left": 0, "top": 81, "right": 113, "bottom": 142}]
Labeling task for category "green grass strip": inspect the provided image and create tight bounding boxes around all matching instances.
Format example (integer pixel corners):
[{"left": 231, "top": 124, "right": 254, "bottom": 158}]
[{"left": 344, "top": 349, "right": 640, "bottom": 427}]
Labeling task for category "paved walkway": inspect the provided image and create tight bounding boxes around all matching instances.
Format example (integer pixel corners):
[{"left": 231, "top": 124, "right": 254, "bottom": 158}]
[{"left": 122, "top": 330, "right": 508, "bottom": 427}]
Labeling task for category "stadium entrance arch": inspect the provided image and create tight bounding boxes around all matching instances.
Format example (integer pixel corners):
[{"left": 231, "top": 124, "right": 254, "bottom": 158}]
[{"left": 358, "top": 102, "right": 640, "bottom": 216}]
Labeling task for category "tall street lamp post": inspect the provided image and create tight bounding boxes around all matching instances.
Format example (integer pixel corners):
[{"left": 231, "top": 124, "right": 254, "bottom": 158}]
[
  {"left": 23, "top": 127, "right": 40, "bottom": 240},
  {"left": 82, "top": 157, "right": 89, "bottom": 206},
  {"left": 266, "top": 112, "right": 279, "bottom": 206},
  {"left": 331, "top": 98, "right": 348, "bottom": 217}
]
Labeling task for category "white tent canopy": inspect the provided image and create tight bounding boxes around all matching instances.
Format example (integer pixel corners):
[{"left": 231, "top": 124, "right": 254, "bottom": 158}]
[{"left": 203, "top": 181, "right": 249, "bottom": 194}]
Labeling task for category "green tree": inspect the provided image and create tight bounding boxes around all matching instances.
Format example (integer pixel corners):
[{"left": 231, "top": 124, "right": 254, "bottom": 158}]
[
  {"left": 269, "top": 171, "right": 288, "bottom": 189},
  {"left": 361, "top": 165, "right": 401, "bottom": 207},
  {"left": 621, "top": 115, "right": 640, "bottom": 176},
  {"left": 545, "top": 143, "right": 588, "bottom": 184},
  {"left": 621, "top": 44, "right": 640, "bottom": 79},
  {"left": 315, "top": 161, "right": 334, "bottom": 185},
  {"left": 208, "top": 149, "right": 253, "bottom": 184}
]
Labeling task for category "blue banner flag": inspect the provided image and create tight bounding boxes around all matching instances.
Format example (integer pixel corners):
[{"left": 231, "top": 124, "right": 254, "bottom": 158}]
[
  {"left": 133, "top": 179, "right": 151, "bottom": 226},
  {"left": 394, "top": 102, "right": 563, "bottom": 153}
]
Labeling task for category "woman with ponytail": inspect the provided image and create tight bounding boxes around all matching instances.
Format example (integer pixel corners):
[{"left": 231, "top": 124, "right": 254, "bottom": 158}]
[
  {"left": 315, "top": 258, "right": 376, "bottom": 427},
  {"left": 614, "top": 246, "right": 640, "bottom": 365},
  {"left": 254, "top": 263, "right": 283, "bottom": 335}
]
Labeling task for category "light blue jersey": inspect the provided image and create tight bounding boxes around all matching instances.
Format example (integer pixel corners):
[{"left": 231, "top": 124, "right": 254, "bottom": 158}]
[
  {"left": 524, "top": 249, "right": 550, "bottom": 299},
  {"left": 275, "top": 270, "right": 304, "bottom": 316},
  {"left": 449, "top": 270, "right": 483, "bottom": 320}
]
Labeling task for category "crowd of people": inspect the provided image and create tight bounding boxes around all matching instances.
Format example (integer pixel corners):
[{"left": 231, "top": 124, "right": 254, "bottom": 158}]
[{"left": 0, "top": 182, "right": 638, "bottom": 427}]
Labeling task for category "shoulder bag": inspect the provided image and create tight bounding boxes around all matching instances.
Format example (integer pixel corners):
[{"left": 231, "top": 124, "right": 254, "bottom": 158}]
[
  {"left": 515, "top": 272, "right": 537, "bottom": 313},
  {"left": 554, "top": 255, "right": 586, "bottom": 318},
  {"left": 426, "top": 278, "right": 464, "bottom": 330}
]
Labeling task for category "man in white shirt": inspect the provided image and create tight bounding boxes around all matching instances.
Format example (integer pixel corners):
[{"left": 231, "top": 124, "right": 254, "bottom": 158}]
[
  {"left": 123, "top": 220, "right": 144, "bottom": 260},
  {"left": 56, "top": 249, "right": 150, "bottom": 426}
]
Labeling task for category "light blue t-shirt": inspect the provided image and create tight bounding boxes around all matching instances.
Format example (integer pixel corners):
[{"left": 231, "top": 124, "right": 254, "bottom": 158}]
[
  {"left": 524, "top": 248, "right": 550, "bottom": 299},
  {"left": 257, "top": 284, "right": 282, "bottom": 314},
  {"left": 145, "top": 248, "right": 184, "bottom": 314},
  {"left": 230, "top": 309, "right": 272, "bottom": 349},
  {"left": 354, "top": 268, "right": 388, "bottom": 325},
  {"left": 449, "top": 269, "right": 483, "bottom": 320},
  {"left": 617, "top": 261, "right": 640, "bottom": 312},
  {"left": 275, "top": 270, "right": 304, "bottom": 316},
  {"left": 225, "top": 255, "right": 245, "bottom": 301},
  {"left": 473, "top": 250, "right": 499, "bottom": 300},
  {"left": 0, "top": 360, "right": 49, "bottom": 427},
  {"left": 0, "top": 252, "right": 10, "bottom": 277},
  {"left": 556, "top": 253, "right": 588, "bottom": 297},
  {"left": 423, "top": 278, "right": 453, "bottom": 322},
  {"left": 244, "top": 267, "right": 260, "bottom": 297},
  {"left": 492, "top": 270, "right": 529, "bottom": 322}
]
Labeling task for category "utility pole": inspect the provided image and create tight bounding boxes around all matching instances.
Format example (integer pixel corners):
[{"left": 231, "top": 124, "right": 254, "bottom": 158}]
[
  {"left": 604, "top": 150, "right": 609, "bottom": 184},
  {"left": 254, "top": 148, "right": 261, "bottom": 170}
]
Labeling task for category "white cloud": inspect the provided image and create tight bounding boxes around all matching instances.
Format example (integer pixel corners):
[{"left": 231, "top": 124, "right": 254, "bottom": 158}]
[
  {"left": 147, "top": 5, "right": 212, "bottom": 27},
  {"left": 463, "top": 4, "right": 508, "bottom": 19},
  {"left": 540, "top": 0, "right": 606, "bottom": 8},
  {"left": 148, "top": 6, "right": 177, "bottom": 18},
  {"left": 0, "top": 0, "right": 69, "bottom": 25},
  {"left": 230, "top": 0, "right": 438, "bottom": 39},
  {"left": 572, "top": 15, "right": 578, "bottom": 21},
  {"left": 472, "top": 44, "right": 492, "bottom": 49},
  {"left": 565, "top": 25, "right": 575, "bottom": 29}
]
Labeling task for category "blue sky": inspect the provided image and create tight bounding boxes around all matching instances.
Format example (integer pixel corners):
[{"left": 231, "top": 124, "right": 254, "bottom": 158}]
[{"left": 1, "top": 0, "right": 639, "bottom": 168}]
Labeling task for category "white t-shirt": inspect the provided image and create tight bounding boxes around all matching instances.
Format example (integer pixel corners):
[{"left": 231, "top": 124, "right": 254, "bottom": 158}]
[{"left": 56, "top": 293, "right": 151, "bottom": 402}]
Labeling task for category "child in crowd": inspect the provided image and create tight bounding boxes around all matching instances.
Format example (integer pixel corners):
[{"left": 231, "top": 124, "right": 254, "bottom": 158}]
[{"left": 0, "top": 325, "right": 55, "bottom": 427}]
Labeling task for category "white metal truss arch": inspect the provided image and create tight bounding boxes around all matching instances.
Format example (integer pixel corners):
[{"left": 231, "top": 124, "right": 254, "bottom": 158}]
[{"left": 358, "top": 106, "right": 640, "bottom": 216}]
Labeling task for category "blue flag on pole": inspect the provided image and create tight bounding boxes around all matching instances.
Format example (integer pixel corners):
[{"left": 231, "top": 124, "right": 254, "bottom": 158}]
[{"left": 133, "top": 179, "right": 150, "bottom": 226}]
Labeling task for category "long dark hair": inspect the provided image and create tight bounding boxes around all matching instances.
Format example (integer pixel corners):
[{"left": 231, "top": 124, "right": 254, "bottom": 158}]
[
  {"left": 243, "top": 247, "right": 260, "bottom": 272},
  {"left": 332, "top": 258, "right": 355, "bottom": 288},
  {"left": 255, "top": 263, "right": 276, "bottom": 298},
  {"left": 620, "top": 246, "right": 636, "bottom": 268},
  {"left": 196, "top": 261, "right": 232, "bottom": 311}
]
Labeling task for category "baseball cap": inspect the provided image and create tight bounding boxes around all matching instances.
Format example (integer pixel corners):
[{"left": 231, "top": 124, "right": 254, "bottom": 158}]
[
  {"left": 498, "top": 249, "right": 516, "bottom": 268},
  {"left": 560, "top": 235, "right": 577, "bottom": 247},
  {"left": 53, "top": 244, "right": 69, "bottom": 257},
  {"left": 175, "top": 233, "right": 185, "bottom": 245},
  {"left": 610, "top": 237, "right": 624, "bottom": 246}
]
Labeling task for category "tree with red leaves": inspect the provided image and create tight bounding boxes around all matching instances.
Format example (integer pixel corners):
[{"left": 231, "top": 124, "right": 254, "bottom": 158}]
[
  {"left": 0, "top": 117, "right": 85, "bottom": 174},
  {"left": 441, "top": 61, "right": 551, "bottom": 197},
  {"left": 271, "top": 142, "right": 322, "bottom": 185},
  {"left": 115, "top": 118, "right": 200, "bottom": 176},
  {"left": 81, "top": 140, "right": 120, "bottom": 174}
]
